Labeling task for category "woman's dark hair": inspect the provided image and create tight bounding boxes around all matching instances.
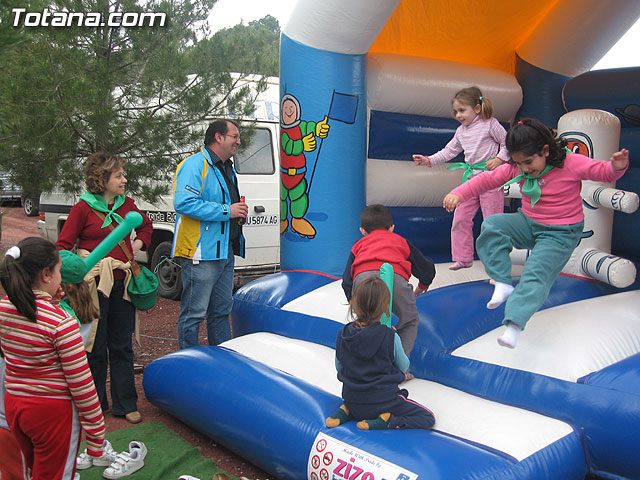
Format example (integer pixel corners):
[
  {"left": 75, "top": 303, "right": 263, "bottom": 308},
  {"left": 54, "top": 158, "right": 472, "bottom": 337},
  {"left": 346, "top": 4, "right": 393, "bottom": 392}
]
[
  {"left": 349, "top": 277, "right": 391, "bottom": 328},
  {"left": 85, "top": 152, "right": 126, "bottom": 194},
  {"left": 0, "top": 237, "right": 60, "bottom": 322},
  {"left": 62, "top": 282, "right": 99, "bottom": 324},
  {"left": 506, "top": 118, "right": 567, "bottom": 168}
]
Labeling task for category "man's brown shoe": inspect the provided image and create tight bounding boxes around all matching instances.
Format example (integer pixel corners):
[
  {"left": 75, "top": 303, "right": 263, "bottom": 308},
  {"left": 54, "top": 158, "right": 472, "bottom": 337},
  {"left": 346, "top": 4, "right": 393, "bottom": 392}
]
[{"left": 125, "top": 411, "right": 142, "bottom": 424}]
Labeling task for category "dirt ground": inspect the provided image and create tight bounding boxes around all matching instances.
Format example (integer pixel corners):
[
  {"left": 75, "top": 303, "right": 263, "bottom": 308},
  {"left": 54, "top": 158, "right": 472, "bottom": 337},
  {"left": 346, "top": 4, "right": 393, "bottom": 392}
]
[{"left": 0, "top": 205, "right": 271, "bottom": 480}]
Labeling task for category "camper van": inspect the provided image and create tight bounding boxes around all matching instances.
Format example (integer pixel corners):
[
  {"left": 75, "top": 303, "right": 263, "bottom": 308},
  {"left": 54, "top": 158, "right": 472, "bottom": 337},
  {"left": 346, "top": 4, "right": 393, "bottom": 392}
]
[{"left": 38, "top": 77, "right": 281, "bottom": 299}]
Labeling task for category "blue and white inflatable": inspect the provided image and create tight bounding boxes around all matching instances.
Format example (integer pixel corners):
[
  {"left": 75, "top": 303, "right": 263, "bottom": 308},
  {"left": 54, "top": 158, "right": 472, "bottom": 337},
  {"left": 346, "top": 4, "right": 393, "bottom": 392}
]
[{"left": 144, "top": 1, "right": 640, "bottom": 479}]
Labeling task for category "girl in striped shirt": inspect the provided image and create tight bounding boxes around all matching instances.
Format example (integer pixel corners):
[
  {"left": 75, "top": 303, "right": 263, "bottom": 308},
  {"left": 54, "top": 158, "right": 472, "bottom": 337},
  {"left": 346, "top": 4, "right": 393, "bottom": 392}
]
[
  {"left": 413, "top": 86, "right": 509, "bottom": 270},
  {"left": 0, "top": 237, "right": 104, "bottom": 480}
]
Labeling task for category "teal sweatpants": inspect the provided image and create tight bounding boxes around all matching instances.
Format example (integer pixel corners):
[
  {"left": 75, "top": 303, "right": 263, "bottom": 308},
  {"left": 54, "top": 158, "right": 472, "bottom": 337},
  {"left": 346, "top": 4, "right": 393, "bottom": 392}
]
[{"left": 476, "top": 211, "right": 583, "bottom": 330}]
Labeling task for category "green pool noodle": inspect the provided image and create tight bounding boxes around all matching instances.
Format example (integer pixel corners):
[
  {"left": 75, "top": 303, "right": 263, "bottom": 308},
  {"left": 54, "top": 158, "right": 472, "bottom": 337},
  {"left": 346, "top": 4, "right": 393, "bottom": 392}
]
[
  {"left": 82, "top": 211, "right": 143, "bottom": 272},
  {"left": 379, "top": 262, "right": 394, "bottom": 327}
]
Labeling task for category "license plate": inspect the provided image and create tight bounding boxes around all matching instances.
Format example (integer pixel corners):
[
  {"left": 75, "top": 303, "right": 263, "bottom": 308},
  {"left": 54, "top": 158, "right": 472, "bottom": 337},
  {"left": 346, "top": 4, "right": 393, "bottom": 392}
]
[{"left": 245, "top": 215, "right": 279, "bottom": 226}]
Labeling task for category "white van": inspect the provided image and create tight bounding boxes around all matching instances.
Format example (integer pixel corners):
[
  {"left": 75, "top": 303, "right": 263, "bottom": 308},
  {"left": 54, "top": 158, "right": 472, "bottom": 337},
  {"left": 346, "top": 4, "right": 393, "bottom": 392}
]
[{"left": 38, "top": 77, "right": 281, "bottom": 299}]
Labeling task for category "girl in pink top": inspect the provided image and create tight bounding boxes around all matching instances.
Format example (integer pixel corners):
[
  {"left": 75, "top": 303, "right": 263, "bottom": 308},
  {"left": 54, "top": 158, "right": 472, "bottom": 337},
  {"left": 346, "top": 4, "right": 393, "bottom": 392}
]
[
  {"left": 443, "top": 118, "right": 629, "bottom": 348},
  {"left": 414, "top": 87, "right": 509, "bottom": 270}
]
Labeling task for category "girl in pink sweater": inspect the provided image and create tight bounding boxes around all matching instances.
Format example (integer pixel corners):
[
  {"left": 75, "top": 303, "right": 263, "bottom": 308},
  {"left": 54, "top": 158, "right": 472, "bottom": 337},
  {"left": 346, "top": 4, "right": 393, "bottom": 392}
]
[
  {"left": 414, "top": 87, "right": 509, "bottom": 270},
  {"left": 443, "top": 118, "right": 629, "bottom": 348}
]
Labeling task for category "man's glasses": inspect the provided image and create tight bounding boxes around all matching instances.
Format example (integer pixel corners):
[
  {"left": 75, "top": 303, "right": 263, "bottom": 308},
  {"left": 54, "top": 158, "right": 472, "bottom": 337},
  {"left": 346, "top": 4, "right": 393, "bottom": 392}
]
[{"left": 225, "top": 134, "right": 241, "bottom": 141}]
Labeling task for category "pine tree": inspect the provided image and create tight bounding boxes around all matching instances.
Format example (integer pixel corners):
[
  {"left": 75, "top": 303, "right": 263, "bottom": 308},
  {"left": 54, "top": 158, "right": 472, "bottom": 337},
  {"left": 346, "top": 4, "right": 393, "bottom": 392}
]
[{"left": 0, "top": 0, "right": 272, "bottom": 201}]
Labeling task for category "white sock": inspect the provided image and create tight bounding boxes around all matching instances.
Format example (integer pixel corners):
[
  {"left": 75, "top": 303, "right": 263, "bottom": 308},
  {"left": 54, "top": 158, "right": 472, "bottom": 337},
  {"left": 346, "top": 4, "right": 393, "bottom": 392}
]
[
  {"left": 487, "top": 282, "right": 514, "bottom": 309},
  {"left": 497, "top": 323, "right": 521, "bottom": 349}
]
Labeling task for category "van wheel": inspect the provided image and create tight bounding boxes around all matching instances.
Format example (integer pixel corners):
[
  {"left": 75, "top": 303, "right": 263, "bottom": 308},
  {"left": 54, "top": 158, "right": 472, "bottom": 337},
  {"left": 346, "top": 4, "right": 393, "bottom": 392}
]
[
  {"left": 151, "top": 241, "right": 182, "bottom": 300},
  {"left": 23, "top": 197, "right": 39, "bottom": 217}
]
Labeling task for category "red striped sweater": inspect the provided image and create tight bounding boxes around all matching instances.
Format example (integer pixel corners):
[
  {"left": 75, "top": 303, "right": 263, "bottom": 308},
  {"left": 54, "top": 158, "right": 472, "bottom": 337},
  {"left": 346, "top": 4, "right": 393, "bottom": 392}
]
[{"left": 0, "top": 291, "right": 105, "bottom": 456}]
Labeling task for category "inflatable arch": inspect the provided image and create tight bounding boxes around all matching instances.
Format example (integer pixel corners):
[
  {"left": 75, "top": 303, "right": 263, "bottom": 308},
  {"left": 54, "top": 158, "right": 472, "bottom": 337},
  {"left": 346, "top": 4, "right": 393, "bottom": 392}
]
[
  {"left": 145, "top": 2, "right": 640, "bottom": 479},
  {"left": 277, "top": 0, "right": 640, "bottom": 274}
]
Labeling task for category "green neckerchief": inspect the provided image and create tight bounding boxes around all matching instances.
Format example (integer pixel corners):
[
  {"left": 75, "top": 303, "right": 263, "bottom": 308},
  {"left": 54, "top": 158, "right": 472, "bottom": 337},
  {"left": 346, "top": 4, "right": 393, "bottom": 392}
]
[
  {"left": 79, "top": 191, "right": 125, "bottom": 228},
  {"left": 59, "top": 299, "right": 81, "bottom": 327},
  {"left": 500, "top": 165, "right": 554, "bottom": 207},
  {"left": 447, "top": 159, "right": 488, "bottom": 183}
]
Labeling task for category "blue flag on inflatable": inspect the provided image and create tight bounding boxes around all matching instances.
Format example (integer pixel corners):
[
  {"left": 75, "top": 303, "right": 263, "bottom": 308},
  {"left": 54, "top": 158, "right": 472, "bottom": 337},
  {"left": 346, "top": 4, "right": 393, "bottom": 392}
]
[
  {"left": 327, "top": 91, "right": 359, "bottom": 124},
  {"left": 308, "top": 90, "right": 360, "bottom": 194}
]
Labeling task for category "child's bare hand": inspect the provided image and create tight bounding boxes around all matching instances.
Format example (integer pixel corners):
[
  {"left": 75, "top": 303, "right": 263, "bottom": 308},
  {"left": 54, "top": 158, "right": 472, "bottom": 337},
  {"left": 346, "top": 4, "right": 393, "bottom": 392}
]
[
  {"left": 485, "top": 157, "right": 503, "bottom": 170},
  {"left": 52, "top": 286, "right": 65, "bottom": 304},
  {"left": 413, "top": 154, "right": 431, "bottom": 166},
  {"left": 611, "top": 149, "right": 629, "bottom": 171},
  {"left": 414, "top": 284, "right": 429, "bottom": 296},
  {"left": 443, "top": 193, "right": 462, "bottom": 212}
]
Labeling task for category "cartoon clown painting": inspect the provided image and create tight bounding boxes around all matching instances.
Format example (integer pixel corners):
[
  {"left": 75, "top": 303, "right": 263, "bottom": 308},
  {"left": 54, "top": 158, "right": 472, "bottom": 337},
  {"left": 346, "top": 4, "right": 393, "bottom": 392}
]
[{"left": 280, "top": 93, "right": 330, "bottom": 239}]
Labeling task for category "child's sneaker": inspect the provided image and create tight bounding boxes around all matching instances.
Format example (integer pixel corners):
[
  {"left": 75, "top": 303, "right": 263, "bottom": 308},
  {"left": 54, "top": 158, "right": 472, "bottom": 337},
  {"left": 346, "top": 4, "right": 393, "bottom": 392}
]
[
  {"left": 94, "top": 440, "right": 118, "bottom": 467},
  {"left": 76, "top": 450, "right": 93, "bottom": 470},
  {"left": 77, "top": 440, "right": 117, "bottom": 470},
  {"left": 102, "top": 441, "right": 147, "bottom": 479},
  {"left": 127, "top": 441, "right": 147, "bottom": 462}
]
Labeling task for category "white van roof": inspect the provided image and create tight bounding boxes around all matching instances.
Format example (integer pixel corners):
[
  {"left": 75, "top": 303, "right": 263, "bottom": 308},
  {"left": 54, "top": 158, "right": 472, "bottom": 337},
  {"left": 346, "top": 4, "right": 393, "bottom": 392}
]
[{"left": 230, "top": 75, "right": 280, "bottom": 124}]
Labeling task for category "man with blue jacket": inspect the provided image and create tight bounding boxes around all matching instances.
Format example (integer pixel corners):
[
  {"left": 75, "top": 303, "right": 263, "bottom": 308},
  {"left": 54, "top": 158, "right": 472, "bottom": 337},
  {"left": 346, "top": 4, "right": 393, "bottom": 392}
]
[{"left": 172, "top": 119, "right": 248, "bottom": 349}]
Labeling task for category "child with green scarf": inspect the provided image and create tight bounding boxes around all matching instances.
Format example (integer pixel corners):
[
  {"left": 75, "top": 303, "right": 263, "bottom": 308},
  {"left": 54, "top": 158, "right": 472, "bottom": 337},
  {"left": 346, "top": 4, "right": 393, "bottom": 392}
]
[{"left": 443, "top": 118, "right": 629, "bottom": 348}]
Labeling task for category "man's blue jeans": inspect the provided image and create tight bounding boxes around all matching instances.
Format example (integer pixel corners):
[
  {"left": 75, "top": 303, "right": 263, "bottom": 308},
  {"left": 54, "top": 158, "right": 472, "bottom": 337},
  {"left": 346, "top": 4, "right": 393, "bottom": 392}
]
[{"left": 177, "top": 254, "right": 235, "bottom": 349}]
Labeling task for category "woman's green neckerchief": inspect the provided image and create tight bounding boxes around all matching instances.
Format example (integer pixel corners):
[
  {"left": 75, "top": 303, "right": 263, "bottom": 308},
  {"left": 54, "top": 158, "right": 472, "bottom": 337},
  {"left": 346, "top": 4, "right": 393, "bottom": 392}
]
[
  {"left": 500, "top": 165, "right": 554, "bottom": 207},
  {"left": 79, "top": 191, "right": 125, "bottom": 227},
  {"left": 447, "top": 159, "right": 488, "bottom": 183}
]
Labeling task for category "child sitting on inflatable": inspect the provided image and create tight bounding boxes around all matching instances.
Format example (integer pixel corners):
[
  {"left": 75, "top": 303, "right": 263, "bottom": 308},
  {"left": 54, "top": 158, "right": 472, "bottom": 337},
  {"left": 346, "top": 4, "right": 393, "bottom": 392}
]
[
  {"left": 327, "top": 277, "right": 435, "bottom": 430},
  {"left": 443, "top": 118, "right": 629, "bottom": 348}
]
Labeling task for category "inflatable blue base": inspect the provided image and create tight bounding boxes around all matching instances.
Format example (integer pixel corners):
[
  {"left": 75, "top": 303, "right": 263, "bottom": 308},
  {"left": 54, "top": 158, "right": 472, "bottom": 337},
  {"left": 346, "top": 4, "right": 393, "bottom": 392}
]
[
  {"left": 144, "top": 271, "right": 640, "bottom": 480},
  {"left": 144, "top": 346, "right": 587, "bottom": 480}
]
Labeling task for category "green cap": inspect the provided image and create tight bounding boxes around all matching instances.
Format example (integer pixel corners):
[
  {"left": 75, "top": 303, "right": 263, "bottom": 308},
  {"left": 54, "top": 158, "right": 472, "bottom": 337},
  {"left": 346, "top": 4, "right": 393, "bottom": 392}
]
[{"left": 59, "top": 250, "right": 87, "bottom": 284}]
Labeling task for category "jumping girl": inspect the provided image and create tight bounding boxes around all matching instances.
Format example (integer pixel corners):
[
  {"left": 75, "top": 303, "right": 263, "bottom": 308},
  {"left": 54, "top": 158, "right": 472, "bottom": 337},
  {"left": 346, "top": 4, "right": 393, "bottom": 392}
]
[{"left": 443, "top": 118, "right": 629, "bottom": 348}]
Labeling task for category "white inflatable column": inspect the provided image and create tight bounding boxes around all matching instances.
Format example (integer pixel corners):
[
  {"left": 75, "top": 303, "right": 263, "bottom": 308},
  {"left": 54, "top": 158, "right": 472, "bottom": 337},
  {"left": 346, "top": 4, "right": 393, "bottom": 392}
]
[{"left": 558, "top": 109, "right": 637, "bottom": 287}]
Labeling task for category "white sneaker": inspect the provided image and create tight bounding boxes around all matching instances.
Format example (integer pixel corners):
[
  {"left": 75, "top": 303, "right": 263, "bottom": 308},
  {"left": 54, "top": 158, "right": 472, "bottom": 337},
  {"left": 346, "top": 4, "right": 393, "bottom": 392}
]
[
  {"left": 77, "top": 440, "right": 117, "bottom": 469},
  {"left": 127, "top": 441, "right": 147, "bottom": 462},
  {"left": 102, "top": 441, "right": 147, "bottom": 479},
  {"left": 76, "top": 450, "right": 93, "bottom": 470}
]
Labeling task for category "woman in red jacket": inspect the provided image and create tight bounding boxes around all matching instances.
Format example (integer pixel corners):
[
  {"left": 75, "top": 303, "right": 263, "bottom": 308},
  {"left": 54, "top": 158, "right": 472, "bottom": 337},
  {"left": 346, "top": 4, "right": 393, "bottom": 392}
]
[{"left": 57, "top": 152, "right": 153, "bottom": 424}]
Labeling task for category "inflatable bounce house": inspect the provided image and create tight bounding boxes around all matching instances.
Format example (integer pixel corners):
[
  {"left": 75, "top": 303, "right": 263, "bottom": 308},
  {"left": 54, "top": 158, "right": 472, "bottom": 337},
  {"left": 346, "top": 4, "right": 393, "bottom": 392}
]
[{"left": 144, "top": 1, "right": 640, "bottom": 479}]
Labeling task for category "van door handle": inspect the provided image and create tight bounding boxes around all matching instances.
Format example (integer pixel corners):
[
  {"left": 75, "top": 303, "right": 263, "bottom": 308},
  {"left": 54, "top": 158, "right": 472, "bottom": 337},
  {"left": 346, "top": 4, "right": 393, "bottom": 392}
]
[{"left": 254, "top": 205, "right": 265, "bottom": 213}]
